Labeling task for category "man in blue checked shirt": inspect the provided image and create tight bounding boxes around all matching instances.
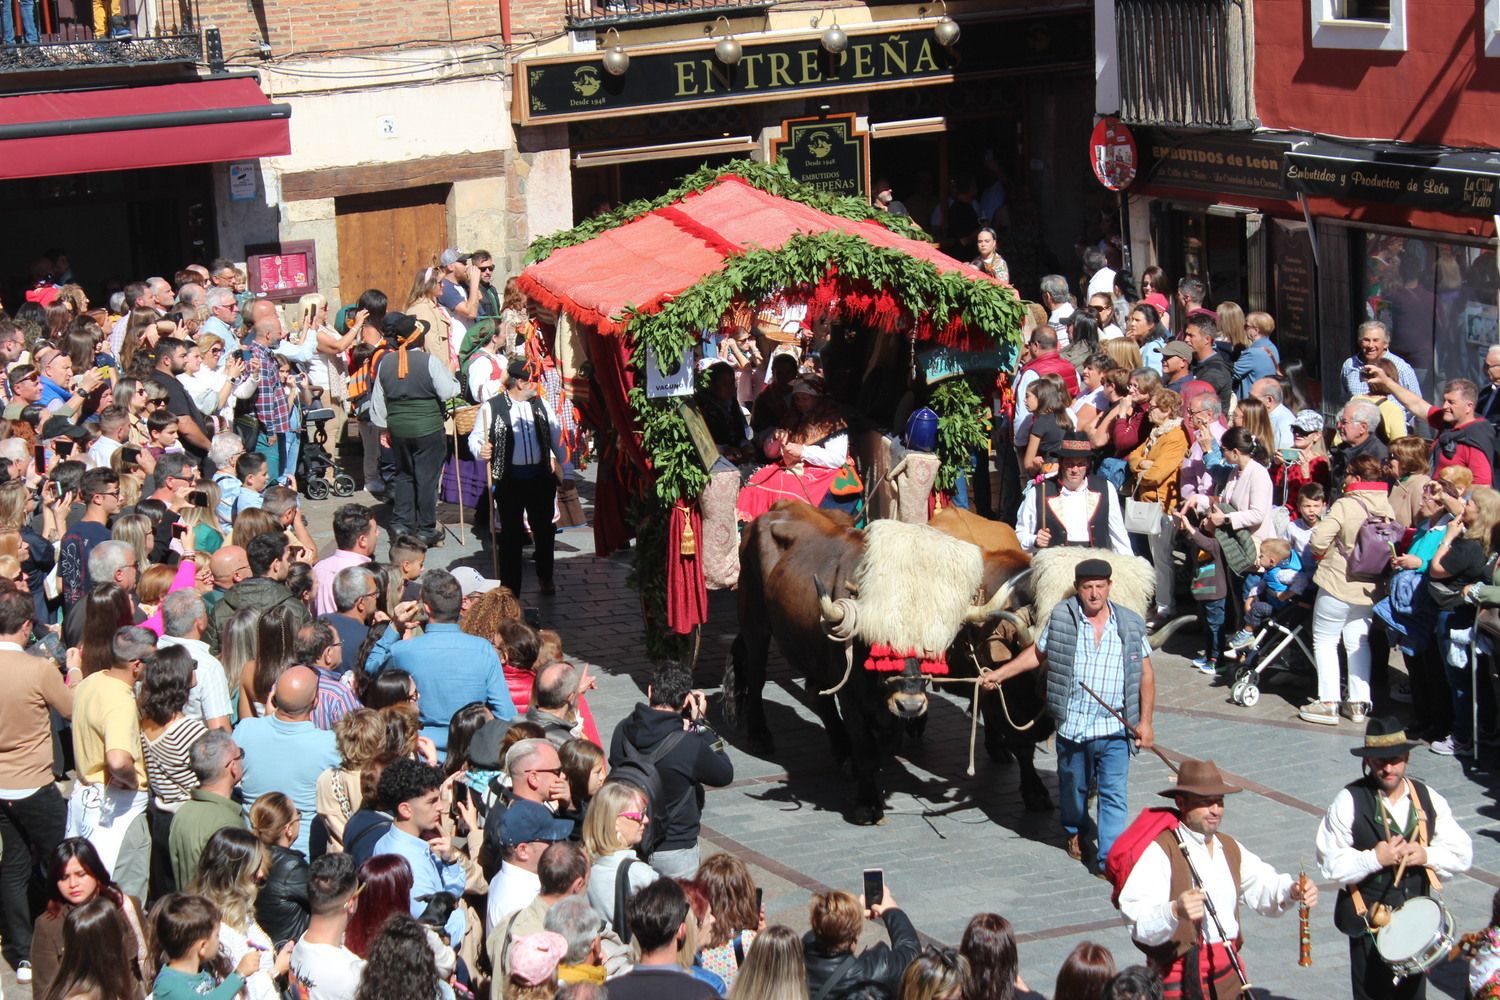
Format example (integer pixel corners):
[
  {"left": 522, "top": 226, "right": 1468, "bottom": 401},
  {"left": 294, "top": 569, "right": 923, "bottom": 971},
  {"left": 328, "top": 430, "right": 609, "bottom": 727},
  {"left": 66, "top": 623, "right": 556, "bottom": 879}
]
[
  {"left": 364, "top": 567, "right": 515, "bottom": 751},
  {"left": 980, "top": 557, "right": 1157, "bottom": 875}
]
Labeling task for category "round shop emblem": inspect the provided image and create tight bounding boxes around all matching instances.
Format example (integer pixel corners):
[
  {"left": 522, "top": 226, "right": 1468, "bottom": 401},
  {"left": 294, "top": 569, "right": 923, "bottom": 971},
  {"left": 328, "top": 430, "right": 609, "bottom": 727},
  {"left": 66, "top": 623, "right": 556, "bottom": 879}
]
[
  {"left": 1089, "top": 116, "right": 1137, "bottom": 191},
  {"left": 806, "top": 131, "right": 834, "bottom": 159},
  {"left": 573, "top": 66, "right": 602, "bottom": 97}
]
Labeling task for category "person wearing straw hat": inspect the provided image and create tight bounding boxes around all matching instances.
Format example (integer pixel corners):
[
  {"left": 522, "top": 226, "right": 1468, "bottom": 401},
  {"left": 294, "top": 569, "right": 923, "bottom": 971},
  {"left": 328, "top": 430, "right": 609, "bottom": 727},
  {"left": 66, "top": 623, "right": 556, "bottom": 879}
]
[
  {"left": 981, "top": 557, "right": 1154, "bottom": 874},
  {"left": 1315, "top": 717, "right": 1472, "bottom": 1000},
  {"left": 1118, "top": 759, "right": 1315, "bottom": 1000},
  {"left": 1014, "top": 433, "right": 1133, "bottom": 555}
]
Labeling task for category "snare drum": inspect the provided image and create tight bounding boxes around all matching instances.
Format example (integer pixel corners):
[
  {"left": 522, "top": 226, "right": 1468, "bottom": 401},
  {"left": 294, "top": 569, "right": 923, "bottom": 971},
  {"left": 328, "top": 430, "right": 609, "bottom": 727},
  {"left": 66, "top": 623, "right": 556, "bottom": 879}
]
[{"left": 1375, "top": 896, "right": 1455, "bottom": 977}]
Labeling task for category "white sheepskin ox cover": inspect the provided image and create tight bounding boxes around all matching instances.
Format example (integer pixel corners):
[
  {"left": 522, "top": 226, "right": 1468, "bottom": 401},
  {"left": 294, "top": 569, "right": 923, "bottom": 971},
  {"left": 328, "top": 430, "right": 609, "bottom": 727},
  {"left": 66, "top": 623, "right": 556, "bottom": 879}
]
[
  {"left": 1029, "top": 548, "right": 1156, "bottom": 626},
  {"left": 851, "top": 520, "right": 984, "bottom": 659}
]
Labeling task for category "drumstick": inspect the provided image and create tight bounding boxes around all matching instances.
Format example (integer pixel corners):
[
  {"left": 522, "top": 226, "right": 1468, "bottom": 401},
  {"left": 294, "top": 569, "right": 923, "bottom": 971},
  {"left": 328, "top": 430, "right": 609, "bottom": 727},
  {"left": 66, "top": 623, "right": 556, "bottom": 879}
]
[{"left": 1370, "top": 854, "right": 1411, "bottom": 929}]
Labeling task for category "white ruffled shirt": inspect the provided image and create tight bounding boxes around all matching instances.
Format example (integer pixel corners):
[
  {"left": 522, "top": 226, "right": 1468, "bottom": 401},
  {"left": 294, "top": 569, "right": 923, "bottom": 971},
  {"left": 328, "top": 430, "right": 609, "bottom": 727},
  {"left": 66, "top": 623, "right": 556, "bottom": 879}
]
[{"left": 1118, "top": 824, "right": 1295, "bottom": 946}]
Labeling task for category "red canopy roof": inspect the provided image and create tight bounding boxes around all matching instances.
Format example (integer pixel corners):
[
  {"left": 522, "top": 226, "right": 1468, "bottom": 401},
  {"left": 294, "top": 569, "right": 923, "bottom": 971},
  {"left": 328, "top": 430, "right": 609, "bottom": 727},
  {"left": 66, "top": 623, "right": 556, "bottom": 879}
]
[
  {"left": 0, "top": 76, "right": 291, "bottom": 181},
  {"left": 520, "top": 175, "right": 997, "bottom": 335}
]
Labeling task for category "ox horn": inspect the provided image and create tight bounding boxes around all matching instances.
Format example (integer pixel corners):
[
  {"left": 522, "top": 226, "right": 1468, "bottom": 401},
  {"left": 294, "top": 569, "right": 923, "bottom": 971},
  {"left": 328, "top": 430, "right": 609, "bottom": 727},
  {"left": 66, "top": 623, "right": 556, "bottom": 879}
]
[
  {"left": 963, "top": 568, "right": 1033, "bottom": 625},
  {"left": 813, "top": 575, "right": 845, "bottom": 624}
]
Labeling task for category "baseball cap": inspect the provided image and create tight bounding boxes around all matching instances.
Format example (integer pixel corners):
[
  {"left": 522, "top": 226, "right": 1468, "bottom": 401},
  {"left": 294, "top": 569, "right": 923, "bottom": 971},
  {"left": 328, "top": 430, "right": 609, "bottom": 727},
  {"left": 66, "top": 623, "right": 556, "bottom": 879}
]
[
  {"left": 41, "top": 415, "right": 89, "bottom": 441},
  {"left": 497, "top": 799, "right": 575, "bottom": 847},
  {"left": 451, "top": 566, "right": 501, "bottom": 598},
  {"left": 439, "top": 249, "right": 472, "bottom": 267},
  {"left": 1161, "top": 341, "right": 1193, "bottom": 361},
  {"left": 1291, "top": 410, "right": 1325, "bottom": 435}
]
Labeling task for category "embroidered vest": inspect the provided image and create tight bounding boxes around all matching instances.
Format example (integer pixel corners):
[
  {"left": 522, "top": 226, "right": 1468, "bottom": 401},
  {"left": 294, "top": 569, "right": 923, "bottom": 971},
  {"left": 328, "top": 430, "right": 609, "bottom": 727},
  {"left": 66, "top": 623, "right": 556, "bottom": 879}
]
[{"left": 1037, "top": 476, "right": 1112, "bottom": 547}]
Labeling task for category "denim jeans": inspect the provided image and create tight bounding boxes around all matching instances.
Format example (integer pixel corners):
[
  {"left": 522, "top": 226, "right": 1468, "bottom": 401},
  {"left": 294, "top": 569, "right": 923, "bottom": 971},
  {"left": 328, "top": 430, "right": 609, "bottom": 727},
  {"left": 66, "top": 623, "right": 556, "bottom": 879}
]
[
  {"left": 2, "top": 0, "right": 39, "bottom": 45},
  {"left": 1056, "top": 733, "right": 1130, "bottom": 872},
  {"left": 1203, "top": 597, "right": 1225, "bottom": 660},
  {"left": 648, "top": 844, "right": 700, "bottom": 879}
]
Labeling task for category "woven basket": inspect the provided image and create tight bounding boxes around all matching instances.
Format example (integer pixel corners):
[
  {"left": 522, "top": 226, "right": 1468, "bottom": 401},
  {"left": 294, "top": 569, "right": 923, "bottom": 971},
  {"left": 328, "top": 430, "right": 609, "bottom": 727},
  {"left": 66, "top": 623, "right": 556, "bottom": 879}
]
[{"left": 453, "top": 405, "right": 482, "bottom": 435}]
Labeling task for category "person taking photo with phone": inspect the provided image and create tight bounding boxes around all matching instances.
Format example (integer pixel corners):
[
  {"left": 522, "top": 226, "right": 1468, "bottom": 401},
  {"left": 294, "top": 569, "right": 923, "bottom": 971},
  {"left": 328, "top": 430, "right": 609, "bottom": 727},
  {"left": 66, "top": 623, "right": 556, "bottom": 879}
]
[
  {"left": 803, "top": 877, "right": 921, "bottom": 1000},
  {"left": 608, "top": 663, "right": 733, "bottom": 879}
]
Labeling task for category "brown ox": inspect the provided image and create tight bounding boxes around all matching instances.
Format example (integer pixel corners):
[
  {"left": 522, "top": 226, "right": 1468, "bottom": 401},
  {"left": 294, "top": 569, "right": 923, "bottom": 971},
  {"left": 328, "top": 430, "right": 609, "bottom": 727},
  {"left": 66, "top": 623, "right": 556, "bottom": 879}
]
[{"left": 725, "top": 501, "right": 1019, "bottom": 824}]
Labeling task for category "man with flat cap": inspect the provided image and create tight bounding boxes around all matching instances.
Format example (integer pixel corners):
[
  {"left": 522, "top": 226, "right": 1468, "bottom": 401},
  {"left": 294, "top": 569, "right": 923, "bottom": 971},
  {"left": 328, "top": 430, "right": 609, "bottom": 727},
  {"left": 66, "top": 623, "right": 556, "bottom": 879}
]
[
  {"left": 468, "top": 358, "right": 567, "bottom": 596},
  {"left": 1316, "top": 717, "right": 1472, "bottom": 1000},
  {"left": 1119, "top": 759, "right": 1317, "bottom": 999},
  {"left": 982, "top": 557, "right": 1155, "bottom": 873}
]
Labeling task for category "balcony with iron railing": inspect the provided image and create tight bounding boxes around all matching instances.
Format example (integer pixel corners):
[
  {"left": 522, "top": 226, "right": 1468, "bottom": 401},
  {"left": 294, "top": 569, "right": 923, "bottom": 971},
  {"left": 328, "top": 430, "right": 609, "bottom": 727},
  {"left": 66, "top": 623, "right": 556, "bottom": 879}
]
[
  {"left": 1116, "top": 0, "right": 1255, "bottom": 129},
  {"left": 1, "top": 0, "right": 201, "bottom": 72},
  {"left": 566, "top": 0, "right": 772, "bottom": 31}
]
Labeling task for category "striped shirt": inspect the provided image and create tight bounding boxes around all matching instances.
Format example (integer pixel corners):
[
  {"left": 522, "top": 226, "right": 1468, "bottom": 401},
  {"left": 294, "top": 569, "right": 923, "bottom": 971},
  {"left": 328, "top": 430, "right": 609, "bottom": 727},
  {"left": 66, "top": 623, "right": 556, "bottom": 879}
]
[
  {"left": 311, "top": 667, "right": 360, "bottom": 731},
  {"left": 141, "top": 716, "right": 208, "bottom": 810},
  {"left": 1037, "top": 607, "right": 1151, "bottom": 742}
]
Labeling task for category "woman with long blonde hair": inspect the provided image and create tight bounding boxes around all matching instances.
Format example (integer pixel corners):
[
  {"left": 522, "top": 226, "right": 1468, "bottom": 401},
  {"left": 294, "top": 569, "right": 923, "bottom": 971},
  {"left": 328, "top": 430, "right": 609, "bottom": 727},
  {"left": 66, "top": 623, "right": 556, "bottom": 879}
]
[
  {"left": 219, "top": 608, "right": 260, "bottom": 726},
  {"left": 404, "top": 264, "right": 454, "bottom": 371},
  {"left": 187, "top": 827, "right": 278, "bottom": 983},
  {"left": 296, "top": 292, "right": 358, "bottom": 454},
  {"left": 729, "top": 926, "right": 808, "bottom": 1000},
  {"left": 111, "top": 513, "right": 153, "bottom": 573}
]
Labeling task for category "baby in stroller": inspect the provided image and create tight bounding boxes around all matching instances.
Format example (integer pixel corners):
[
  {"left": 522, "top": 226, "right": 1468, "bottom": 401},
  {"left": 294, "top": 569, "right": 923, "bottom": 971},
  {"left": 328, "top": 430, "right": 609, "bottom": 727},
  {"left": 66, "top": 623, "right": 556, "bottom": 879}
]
[{"left": 1227, "top": 538, "right": 1301, "bottom": 650}]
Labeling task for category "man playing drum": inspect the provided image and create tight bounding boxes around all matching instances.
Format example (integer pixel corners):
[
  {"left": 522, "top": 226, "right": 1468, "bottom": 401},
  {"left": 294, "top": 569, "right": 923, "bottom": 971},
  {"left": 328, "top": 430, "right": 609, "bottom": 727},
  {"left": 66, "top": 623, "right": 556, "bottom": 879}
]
[{"left": 1316, "top": 717, "right": 1473, "bottom": 999}]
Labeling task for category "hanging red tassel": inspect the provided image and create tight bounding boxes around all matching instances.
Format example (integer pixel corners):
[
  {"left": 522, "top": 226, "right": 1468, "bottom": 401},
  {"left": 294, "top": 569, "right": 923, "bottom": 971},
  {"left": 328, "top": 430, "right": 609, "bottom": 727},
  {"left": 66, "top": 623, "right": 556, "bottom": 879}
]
[{"left": 666, "top": 500, "right": 708, "bottom": 634}]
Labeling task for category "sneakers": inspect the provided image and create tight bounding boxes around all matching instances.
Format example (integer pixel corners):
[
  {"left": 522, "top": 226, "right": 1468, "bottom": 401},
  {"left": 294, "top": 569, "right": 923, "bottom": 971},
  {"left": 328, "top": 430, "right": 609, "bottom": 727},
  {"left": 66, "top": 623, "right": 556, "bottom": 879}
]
[
  {"left": 1227, "top": 629, "right": 1256, "bottom": 650},
  {"left": 1340, "top": 701, "right": 1371, "bottom": 724},
  {"left": 1390, "top": 682, "right": 1413, "bottom": 705},
  {"left": 16, "top": 960, "right": 31, "bottom": 983},
  {"left": 1299, "top": 701, "right": 1340, "bottom": 725},
  {"left": 1192, "top": 657, "right": 1218, "bottom": 676},
  {"left": 1429, "top": 735, "right": 1472, "bottom": 757}
]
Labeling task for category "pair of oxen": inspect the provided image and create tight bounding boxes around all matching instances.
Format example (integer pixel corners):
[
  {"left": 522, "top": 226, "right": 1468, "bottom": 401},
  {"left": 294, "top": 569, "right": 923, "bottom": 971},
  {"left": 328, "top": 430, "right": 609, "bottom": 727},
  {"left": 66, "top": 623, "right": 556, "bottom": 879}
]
[{"left": 726, "top": 501, "right": 1154, "bottom": 825}]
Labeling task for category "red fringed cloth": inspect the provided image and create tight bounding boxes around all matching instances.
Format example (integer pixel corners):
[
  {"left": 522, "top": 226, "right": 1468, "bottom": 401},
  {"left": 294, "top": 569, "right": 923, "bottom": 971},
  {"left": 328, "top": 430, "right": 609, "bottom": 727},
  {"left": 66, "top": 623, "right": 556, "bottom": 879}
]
[
  {"left": 667, "top": 500, "right": 708, "bottom": 634},
  {"left": 864, "top": 644, "right": 949, "bottom": 675}
]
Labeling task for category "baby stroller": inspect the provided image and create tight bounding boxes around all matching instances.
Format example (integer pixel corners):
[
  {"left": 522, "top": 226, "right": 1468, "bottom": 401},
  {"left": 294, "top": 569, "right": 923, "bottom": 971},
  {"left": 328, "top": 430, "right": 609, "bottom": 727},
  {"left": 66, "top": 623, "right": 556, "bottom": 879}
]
[
  {"left": 1223, "top": 595, "right": 1317, "bottom": 707},
  {"left": 297, "top": 395, "right": 357, "bottom": 501}
]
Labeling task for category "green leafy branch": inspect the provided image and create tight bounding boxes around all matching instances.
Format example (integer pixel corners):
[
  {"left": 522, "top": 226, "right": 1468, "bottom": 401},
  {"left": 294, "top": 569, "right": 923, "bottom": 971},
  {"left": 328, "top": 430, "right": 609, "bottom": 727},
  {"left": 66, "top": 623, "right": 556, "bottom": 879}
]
[{"left": 930, "top": 378, "right": 991, "bottom": 493}]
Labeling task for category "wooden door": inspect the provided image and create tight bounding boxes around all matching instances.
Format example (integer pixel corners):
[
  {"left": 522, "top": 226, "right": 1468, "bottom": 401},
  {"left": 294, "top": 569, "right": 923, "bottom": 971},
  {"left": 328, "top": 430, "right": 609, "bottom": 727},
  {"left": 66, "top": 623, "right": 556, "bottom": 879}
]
[{"left": 335, "top": 185, "right": 449, "bottom": 310}]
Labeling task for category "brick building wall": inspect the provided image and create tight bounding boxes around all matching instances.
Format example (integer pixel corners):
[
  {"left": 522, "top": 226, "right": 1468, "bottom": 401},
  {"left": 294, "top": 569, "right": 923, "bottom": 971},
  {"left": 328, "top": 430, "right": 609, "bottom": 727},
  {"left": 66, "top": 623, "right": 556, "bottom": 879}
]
[{"left": 193, "top": 0, "right": 545, "bottom": 64}]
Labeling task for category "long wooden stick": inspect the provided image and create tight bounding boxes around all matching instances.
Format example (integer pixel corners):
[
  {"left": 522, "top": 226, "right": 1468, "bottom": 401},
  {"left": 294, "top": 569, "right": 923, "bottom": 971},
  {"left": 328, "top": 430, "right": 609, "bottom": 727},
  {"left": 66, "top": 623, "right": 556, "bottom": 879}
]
[{"left": 1079, "top": 682, "right": 1178, "bottom": 773}]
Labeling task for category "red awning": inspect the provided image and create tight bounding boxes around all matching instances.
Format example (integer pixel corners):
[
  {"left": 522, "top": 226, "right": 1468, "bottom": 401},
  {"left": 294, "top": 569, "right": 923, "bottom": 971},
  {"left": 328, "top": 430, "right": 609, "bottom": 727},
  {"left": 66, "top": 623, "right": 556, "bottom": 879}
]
[
  {"left": 0, "top": 75, "right": 291, "bottom": 180},
  {"left": 522, "top": 176, "right": 999, "bottom": 336}
]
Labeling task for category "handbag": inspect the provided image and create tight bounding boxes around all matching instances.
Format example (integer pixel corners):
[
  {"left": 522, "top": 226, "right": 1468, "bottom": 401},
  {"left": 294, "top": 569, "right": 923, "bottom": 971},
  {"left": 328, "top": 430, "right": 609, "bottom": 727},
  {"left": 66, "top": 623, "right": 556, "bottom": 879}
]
[{"left": 1124, "top": 497, "right": 1161, "bottom": 536}]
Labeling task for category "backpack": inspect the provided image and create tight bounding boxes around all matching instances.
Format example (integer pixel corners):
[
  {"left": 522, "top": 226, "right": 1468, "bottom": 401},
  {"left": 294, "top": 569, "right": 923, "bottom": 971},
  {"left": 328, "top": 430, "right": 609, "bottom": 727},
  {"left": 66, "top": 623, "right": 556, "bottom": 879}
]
[
  {"left": 1103, "top": 806, "right": 1181, "bottom": 907},
  {"left": 610, "top": 729, "right": 691, "bottom": 860},
  {"left": 1335, "top": 493, "right": 1404, "bottom": 579}
]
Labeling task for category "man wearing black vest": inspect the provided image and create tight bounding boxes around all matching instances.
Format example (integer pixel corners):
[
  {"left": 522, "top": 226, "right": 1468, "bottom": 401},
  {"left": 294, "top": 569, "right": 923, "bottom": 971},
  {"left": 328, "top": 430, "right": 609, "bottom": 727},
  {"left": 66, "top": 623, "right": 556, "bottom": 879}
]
[
  {"left": 1014, "top": 435, "right": 1132, "bottom": 556},
  {"left": 1119, "top": 760, "right": 1315, "bottom": 999},
  {"left": 981, "top": 558, "right": 1154, "bottom": 874},
  {"left": 468, "top": 358, "right": 567, "bottom": 596},
  {"left": 370, "top": 313, "right": 461, "bottom": 545},
  {"left": 1315, "top": 718, "right": 1472, "bottom": 1000}
]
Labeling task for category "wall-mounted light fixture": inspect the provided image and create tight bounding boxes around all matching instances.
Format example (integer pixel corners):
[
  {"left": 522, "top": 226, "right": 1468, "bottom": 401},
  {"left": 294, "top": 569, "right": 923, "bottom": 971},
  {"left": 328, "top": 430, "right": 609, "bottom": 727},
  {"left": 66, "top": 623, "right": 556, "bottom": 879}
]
[
  {"left": 809, "top": 10, "right": 847, "bottom": 54},
  {"left": 711, "top": 15, "right": 742, "bottom": 65},
  {"left": 920, "top": 0, "right": 960, "bottom": 46},
  {"left": 601, "top": 27, "right": 630, "bottom": 75}
]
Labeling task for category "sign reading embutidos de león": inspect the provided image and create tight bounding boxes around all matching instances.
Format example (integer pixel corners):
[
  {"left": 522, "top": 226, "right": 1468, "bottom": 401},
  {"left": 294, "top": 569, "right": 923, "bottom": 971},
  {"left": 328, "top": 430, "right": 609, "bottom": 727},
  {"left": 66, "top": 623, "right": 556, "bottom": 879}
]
[
  {"left": 771, "top": 114, "right": 868, "bottom": 198},
  {"left": 514, "top": 12, "right": 1092, "bottom": 124},
  {"left": 1134, "top": 128, "right": 1289, "bottom": 200}
]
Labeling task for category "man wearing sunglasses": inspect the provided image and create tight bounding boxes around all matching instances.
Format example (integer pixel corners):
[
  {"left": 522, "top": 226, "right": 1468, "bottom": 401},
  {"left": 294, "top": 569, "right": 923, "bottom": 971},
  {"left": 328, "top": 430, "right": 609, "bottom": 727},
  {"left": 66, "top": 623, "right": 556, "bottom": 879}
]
[
  {"left": 437, "top": 248, "right": 481, "bottom": 326},
  {"left": 471, "top": 250, "right": 502, "bottom": 319}
]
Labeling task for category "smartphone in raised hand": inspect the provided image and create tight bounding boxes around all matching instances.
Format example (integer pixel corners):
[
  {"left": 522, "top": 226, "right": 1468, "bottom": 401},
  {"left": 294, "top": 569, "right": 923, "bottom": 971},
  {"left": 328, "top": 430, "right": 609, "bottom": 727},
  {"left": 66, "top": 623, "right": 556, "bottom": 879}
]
[{"left": 862, "top": 868, "right": 884, "bottom": 910}]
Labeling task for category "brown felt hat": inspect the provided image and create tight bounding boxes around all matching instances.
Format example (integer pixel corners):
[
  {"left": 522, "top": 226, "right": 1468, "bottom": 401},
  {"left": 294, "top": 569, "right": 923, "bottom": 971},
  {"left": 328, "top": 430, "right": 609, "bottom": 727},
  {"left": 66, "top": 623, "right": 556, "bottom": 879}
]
[{"left": 1157, "top": 759, "right": 1242, "bottom": 798}]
